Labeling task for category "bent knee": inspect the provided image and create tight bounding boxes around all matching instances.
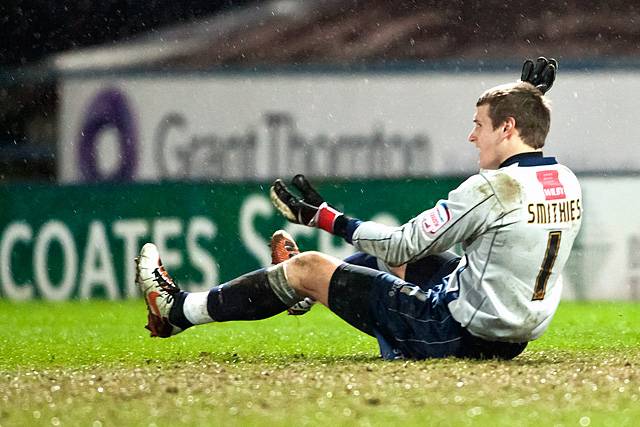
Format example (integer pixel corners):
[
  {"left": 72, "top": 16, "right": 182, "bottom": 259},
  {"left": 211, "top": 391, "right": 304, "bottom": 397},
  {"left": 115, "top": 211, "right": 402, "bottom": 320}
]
[
  {"left": 284, "top": 251, "right": 341, "bottom": 295},
  {"left": 290, "top": 251, "right": 325, "bottom": 269}
]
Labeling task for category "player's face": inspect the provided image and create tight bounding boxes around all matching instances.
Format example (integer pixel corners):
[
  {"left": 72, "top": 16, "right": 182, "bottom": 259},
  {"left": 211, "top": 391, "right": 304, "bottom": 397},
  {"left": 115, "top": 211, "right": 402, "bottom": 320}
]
[{"left": 468, "top": 105, "right": 503, "bottom": 169}]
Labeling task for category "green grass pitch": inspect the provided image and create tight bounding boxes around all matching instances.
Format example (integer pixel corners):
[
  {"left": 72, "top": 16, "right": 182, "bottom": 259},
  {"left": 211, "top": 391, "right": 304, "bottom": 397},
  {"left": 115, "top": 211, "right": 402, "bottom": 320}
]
[{"left": 1, "top": 300, "right": 638, "bottom": 426}]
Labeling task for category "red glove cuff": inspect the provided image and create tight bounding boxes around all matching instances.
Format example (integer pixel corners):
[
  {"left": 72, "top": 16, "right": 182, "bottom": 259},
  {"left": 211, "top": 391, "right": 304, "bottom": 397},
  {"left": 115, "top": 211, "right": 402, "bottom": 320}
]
[{"left": 315, "top": 202, "right": 343, "bottom": 233}]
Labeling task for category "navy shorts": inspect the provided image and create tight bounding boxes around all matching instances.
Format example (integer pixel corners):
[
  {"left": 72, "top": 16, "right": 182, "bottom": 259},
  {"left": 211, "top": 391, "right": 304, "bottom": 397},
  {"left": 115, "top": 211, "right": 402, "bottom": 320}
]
[
  {"left": 343, "top": 251, "right": 459, "bottom": 290},
  {"left": 329, "top": 255, "right": 527, "bottom": 360}
]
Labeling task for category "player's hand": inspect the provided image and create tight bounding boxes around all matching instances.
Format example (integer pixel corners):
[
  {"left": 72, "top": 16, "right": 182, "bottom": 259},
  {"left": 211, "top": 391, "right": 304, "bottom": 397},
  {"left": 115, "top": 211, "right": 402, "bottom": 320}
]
[
  {"left": 270, "top": 174, "right": 343, "bottom": 233},
  {"left": 520, "top": 57, "right": 557, "bottom": 94}
]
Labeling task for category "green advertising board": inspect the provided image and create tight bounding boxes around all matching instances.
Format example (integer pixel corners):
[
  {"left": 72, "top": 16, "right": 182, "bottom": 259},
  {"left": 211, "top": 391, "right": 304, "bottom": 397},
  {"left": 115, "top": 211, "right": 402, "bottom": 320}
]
[{"left": 0, "top": 178, "right": 462, "bottom": 300}]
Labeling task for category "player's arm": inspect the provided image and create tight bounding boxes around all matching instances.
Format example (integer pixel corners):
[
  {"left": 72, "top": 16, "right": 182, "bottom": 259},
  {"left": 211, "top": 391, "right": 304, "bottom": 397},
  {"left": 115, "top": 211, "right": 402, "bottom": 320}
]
[
  {"left": 349, "top": 174, "right": 502, "bottom": 265},
  {"left": 270, "top": 174, "right": 499, "bottom": 266}
]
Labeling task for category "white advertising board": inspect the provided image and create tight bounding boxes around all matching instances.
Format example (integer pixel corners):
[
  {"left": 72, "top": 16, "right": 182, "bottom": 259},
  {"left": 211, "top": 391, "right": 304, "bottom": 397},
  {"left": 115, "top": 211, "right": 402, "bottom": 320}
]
[
  {"left": 58, "top": 71, "right": 640, "bottom": 182},
  {"left": 563, "top": 176, "right": 640, "bottom": 300}
]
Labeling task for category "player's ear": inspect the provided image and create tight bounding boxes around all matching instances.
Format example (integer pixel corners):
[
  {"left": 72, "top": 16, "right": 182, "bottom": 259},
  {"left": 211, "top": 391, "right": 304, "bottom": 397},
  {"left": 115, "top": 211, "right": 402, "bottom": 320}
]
[{"left": 502, "top": 117, "right": 516, "bottom": 134}]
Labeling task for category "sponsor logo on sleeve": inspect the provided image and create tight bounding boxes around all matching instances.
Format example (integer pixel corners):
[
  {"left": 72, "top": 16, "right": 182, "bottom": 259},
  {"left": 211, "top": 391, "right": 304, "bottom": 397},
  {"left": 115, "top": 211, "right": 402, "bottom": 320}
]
[
  {"left": 422, "top": 202, "right": 451, "bottom": 234},
  {"left": 536, "top": 170, "right": 566, "bottom": 200}
]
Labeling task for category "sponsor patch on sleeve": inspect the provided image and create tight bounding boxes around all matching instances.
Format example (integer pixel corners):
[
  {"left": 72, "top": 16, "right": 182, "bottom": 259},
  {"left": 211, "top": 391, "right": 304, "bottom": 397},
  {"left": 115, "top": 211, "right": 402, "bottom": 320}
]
[{"left": 422, "top": 202, "right": 451, "bottom": 234}]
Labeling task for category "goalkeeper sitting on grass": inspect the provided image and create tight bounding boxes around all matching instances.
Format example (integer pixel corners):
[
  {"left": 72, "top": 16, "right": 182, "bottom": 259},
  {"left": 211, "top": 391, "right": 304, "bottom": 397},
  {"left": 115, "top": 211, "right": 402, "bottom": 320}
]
[{"left": 136, "top": 57, "right": 582, "bottom": 360}]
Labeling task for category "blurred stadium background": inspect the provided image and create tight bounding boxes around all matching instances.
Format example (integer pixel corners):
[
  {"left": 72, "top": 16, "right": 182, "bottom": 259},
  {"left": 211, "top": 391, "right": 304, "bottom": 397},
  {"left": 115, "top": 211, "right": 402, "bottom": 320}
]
[{"left": 1, "top": 0, "right": 639, "bottom": 301}]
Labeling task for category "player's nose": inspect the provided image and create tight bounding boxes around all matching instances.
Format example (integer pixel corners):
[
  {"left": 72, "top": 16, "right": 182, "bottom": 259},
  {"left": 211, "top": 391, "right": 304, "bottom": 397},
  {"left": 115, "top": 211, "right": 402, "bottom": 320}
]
[{"left": 468, "top": 131, "right": 476, "bottom": 144}]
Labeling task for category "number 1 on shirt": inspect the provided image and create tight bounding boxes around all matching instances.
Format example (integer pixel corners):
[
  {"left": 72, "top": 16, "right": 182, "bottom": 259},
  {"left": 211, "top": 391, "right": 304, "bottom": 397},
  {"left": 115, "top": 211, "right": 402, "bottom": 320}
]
[{"left": 533, "top": 231, "right": 562, "bottom": 301}]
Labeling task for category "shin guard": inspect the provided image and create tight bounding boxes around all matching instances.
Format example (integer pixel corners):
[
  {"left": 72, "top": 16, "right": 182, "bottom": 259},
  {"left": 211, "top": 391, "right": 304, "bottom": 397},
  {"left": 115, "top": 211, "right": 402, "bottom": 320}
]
[{"left": 207, "top": 267, "right": 296, "bottom": 321}]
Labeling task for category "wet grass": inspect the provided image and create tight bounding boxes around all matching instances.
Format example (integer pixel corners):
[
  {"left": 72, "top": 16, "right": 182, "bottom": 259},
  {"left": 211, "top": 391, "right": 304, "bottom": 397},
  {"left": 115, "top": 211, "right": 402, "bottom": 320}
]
[{"left": 0, "top": 301, "right": 638, "bottom": 426}]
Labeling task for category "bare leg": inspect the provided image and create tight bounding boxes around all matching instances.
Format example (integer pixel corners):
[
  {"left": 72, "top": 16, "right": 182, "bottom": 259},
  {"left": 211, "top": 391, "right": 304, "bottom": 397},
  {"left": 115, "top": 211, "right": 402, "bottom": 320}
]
[{"left": 283, "top": 251, "right": 342, "bottom": 306}]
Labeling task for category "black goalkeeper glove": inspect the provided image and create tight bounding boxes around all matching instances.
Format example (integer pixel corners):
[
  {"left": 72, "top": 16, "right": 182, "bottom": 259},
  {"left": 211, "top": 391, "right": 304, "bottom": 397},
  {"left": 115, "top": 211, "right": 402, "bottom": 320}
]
[
  {"left": 270, "top": 174, "right": 343, "bottom": 234},
  {"left": 520, "top": 57, "right": 558, "bottom": 94}
]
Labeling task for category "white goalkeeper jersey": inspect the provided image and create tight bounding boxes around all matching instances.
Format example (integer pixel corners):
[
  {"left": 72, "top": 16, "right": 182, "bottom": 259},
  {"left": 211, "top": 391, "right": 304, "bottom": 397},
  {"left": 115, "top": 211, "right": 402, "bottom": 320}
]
[{"left": 351, "top": 154, "right": 582, "bottom": 342}]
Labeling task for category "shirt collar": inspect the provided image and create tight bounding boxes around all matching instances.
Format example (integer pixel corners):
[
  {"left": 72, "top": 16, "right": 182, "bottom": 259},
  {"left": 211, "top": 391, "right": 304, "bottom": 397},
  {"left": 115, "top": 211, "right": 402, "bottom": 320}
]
[{"left": 500, "top": 152, "right": 557, "bottom": 168}]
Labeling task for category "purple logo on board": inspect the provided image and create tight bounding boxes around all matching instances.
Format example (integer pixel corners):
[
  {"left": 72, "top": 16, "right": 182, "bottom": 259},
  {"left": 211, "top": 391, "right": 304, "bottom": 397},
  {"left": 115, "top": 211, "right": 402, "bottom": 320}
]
[{"left": 78, "top": 88, "right": 138, "bottom": 181}]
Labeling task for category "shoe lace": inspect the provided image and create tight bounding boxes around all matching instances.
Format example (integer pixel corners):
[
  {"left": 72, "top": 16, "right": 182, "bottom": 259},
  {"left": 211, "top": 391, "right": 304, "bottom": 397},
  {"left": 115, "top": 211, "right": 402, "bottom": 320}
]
[{"left": 153, "top": 266, "right": 180, "bottom": 303}]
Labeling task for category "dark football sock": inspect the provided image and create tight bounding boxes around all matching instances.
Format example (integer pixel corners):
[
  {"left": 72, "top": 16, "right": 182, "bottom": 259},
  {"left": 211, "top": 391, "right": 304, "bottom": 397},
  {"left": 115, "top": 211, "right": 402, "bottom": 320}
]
[
  {"left": 168, "top": 291, "right": 194, "bottom": 330},
  {"left": 206, "top": 268, "right": 290, "bottom": 322}
]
